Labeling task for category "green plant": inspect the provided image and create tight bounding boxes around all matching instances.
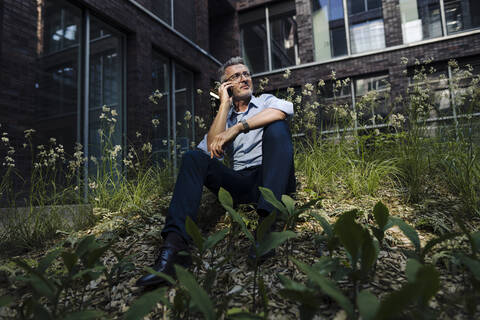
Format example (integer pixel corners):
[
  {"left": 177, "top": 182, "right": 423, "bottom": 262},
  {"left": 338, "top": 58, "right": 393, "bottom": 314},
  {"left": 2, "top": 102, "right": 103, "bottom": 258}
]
[{"left": 218, "top": 187, "right": 296, "bottom": 314}]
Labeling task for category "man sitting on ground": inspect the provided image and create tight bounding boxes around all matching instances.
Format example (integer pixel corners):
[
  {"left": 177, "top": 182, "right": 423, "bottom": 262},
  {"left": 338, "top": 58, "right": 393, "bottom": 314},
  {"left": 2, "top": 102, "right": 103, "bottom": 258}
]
[{"left": 136, "top": 56, "right": 295, "bottom": 287}]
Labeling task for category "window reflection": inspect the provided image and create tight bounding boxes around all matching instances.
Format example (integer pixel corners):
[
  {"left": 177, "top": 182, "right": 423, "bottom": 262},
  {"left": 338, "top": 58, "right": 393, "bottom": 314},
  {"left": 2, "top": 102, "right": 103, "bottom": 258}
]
[
  {"left": 312, "top": 0, "right": 347, "bottom": 61},
  {"left": 444, "top": 0, "right": 480, "bottom": 34},
  {"left": 152, "top": 52, "right": 171, "bottom": 163},
  {"left": 399, "top": 0, "right": 443, "bottom": 44},
  {"left": 270, "top": 5, "right": 299, "bottom": 69},
  {"left": 88, "top": 17, "right": 123, "bottom": 173},
  {"left": 347, "top": 0, "right": 385, "bottom": 54},
  {"left": 241, "top": 9, "right": 269, "bottom": 74},
  {"left": 35, "top": 0, "right": 80, "bottom": 156}
]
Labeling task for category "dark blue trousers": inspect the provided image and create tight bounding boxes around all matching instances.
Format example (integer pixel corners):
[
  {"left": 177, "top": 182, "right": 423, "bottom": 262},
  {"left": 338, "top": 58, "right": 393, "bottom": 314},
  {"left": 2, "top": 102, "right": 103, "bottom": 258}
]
[{"left": 162, "top": 120, "right": 295, "bottom": 241}]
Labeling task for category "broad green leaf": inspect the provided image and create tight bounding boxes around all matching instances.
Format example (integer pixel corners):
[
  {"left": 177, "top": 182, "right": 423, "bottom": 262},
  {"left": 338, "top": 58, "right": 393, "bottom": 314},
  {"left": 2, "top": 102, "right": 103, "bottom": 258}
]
[
  {"left": 334, "top": 210, "right": 363, "bottom": 265},
  {"left": 281, "top": 195, "right": 296, "bottom": 216},
  {"left": 218, "top": 187, "right": 233, "bottom": 208},
  {"left": 421, "top": 232, "right": 462, "bottom": 261},
  {"left": 144, "top": 267, "right": 176, "bottom": 285},
  {"left": 257, "top": 231, "right": 296, "bottom": 257},
  {"left": 63, "top": 310, "right": 105, "bottom": 320},
  {"left": 292, "top": 258, "right": 354, "bottom": 318},
  {"left": 373, "top": 201, "right": 389, "bottom": 231},
  {"left": 186, "top": 216, "right": 204, "bottom": 252},
  {"left": 124, "top": 288, "right": 168, "bottom": 320},
  {"left": 257, "top": 212, "right": 276, "bottom": 243},
  {"left": 357, "top": 290, "right": 379, "bottom": 320},
  {"left": 219, "top": 188, "right": 254, "bottom": 243},
  {"left": 415, "top": 264, "right": 440, "bottom": 306},
  {"left": 309, "top": 212, "right": 333, "bottom": 238},
  {"left": 0, "top": 295, "right": 13, "bottom": 307},
  {"left": 259, "top": 187, "right": 287, "bottom": 214},
  {"left": 390, "top": 217, "right": 421, "bottom": 253},
  {"left": 371, "top": 226, "right": 384, "bottom": 244},
  {"left": 37, "top": 249, "right": 61, "bottom": 273},
  {"left": 360, "top": 229, "right": 377, "bottom": 276},
  {"left": 278, "top": 274, "right": 318, "bottom": 308},
  {"left": 30, "top": 274, "right": 56, "bottom": 302},
  {"left": 204, "top": 228, "right": 228, "bottom": 251},
  {"left": 86, "top": 244, "right": 111, "bottom": 268},
  {"left": 175, "top": 265, "right": 215, "bottom": 320},
  {"left": 374, "top": 283, "right": 418, "bottom": 320},
  {"left": 471, "top": 231, "right": 480, "bottom": 253},
  {"left": 75, "top": 235, "right": 96, "bottom": 258},
  {"left": 405, "top": 259, "right": 422, "bottom": 283},
  {"left": 61, "top": 252, "right": 78, "bottom": 273},
  {"left": 458, "top": 254, "right": 480, "bottom": 281}
]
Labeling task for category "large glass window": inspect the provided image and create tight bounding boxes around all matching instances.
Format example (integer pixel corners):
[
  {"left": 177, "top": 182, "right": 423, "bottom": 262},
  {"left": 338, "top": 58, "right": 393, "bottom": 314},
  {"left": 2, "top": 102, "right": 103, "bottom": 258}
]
[
  {"left": 399, "top": 0, "right": 443, "bottom": 43},
  {"left": 88, "top": 17, "right": 124, "bottom": 171},
  {"left": 34, "top": 0, "right": 124, "bottom": 182},
  {"left": 240, "top": 9, "right": 269, "bottom": 73},
  {"left": 311, "top": 0, "right": 348, "bottom": 61},
  {"left": 269, "top": 2, "right": 299, "bottom": 69},
  {"left": 35, "top": 0, "right": 81, "bottom": 156},
  {"left": 354, "top": 74, "right": 390, "bottom": 125},
  {"left": 151, "top": 0, "right": 196, "bottom": 41},
  {"left": 151, "top": 53, "right": 195, "bottom": 168},
  {"left": 347, "top": 0, "right": 385, "bottom": 54},
  {"left": 444, "top": 0, "right": 480, "bottom": 34},
  {"left": 240, "top": 1, "right": 299, "bottom": 74}
]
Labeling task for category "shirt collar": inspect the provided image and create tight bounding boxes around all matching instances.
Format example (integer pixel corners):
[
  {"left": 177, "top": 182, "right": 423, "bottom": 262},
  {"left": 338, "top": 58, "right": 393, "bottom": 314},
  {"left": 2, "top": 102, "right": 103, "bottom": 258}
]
[{"left": 228, "top": 95, "right": 260, "bottom": 120}]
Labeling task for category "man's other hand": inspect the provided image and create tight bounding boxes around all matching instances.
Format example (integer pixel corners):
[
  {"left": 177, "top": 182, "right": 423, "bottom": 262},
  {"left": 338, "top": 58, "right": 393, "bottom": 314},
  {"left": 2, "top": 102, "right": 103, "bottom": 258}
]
[{"left": 209, "top": 124, "right": 242, "bottom": 159}]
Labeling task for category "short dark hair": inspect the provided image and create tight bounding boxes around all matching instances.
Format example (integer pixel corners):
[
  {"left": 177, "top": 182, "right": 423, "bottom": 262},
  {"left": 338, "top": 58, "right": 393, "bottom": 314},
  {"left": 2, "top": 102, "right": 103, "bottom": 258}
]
[{"left": 218, "top": 56, "right": 247, "bottom": 82}]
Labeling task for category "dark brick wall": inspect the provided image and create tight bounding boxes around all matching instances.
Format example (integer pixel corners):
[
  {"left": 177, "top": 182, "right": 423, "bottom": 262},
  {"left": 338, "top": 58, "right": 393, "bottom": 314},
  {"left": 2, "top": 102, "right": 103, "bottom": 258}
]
[
  {"left": 295, "top": 0, "right": 314, "bottom": 64},
  {"left": 236, "top": 0, "right": 278, "bottom": 10},
  {"left": 383, "top": 0, "right": 403, "bottom": 47}
]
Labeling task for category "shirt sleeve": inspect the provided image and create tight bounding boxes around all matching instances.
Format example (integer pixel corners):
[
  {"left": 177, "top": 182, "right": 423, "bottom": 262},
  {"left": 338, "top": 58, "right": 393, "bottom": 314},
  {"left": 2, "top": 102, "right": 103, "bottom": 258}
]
[
  {"left": 262, "top": 94, "right": 294, "bottom": 117},
  {"left": 197, "top": 134, "right": 209, "bottom": 155}
]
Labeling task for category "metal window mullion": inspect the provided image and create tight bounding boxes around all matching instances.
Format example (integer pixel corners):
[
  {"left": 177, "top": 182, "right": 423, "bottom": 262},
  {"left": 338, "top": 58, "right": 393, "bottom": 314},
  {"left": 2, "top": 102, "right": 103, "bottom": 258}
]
[
  {"left": 171, "top": 0, "right": 174, "bottom": 27},
  {"left": 83, "top": 10, "right": 91, "bottom": 201},
  {"left": 191, "top": 74, "right": 195, "bottom": 147},
  {"left": 171, "top": 61, "right": 177, "bottom": 175},
  {"left": 439, "top": 0, "right": 448, "bottom": 36},
  {"left": 122, "top": 34, "right": 127, "bottom": 158},
  {"left": 265, "top": 6, "right": 272, "bottom": 71},
  {"left": 343, "top": 0, "right": 351, "bottom": 55}
]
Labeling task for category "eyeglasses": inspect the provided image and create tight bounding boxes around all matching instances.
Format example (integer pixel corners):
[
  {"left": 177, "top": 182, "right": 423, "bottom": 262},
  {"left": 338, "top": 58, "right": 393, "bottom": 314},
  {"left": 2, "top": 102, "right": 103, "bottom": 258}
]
[{"left": 224, "top": 71, "right": 251, "bottom": 83}]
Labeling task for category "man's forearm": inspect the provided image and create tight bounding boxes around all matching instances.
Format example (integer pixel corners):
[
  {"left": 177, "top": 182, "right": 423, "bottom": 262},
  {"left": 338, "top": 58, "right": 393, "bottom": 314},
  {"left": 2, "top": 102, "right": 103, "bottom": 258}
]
[
  {"left": 242, "top": 108, "right": 286, "bottom": 131},
  {"left": 206, "top": 101, "right": 230, "bottom": 151}
]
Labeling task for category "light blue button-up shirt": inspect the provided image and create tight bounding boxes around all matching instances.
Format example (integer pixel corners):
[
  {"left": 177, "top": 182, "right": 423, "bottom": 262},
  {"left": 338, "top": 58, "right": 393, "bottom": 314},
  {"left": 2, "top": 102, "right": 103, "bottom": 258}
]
[{"left": 197, "top": 94, "right": 294, "bottom": 171}]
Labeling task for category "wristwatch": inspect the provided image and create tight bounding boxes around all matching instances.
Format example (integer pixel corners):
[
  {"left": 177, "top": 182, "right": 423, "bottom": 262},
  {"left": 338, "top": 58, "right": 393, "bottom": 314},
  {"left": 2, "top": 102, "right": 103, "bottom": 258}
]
[{"left": 240, "top": 119, "right": 250, "bottom": 133}]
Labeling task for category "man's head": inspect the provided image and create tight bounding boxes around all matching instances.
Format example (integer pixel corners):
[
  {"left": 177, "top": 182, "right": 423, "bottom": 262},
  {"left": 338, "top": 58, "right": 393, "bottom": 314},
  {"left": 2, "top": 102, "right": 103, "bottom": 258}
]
[{"left": 218, "top": 56, "right": 253, "bottom": 101}]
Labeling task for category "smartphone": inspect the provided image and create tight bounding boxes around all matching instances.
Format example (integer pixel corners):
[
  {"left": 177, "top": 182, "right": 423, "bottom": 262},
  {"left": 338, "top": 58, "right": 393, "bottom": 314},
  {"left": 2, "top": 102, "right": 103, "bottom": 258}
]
[{"left": 227, "top": 87, "right": 233, "bottom": 97}]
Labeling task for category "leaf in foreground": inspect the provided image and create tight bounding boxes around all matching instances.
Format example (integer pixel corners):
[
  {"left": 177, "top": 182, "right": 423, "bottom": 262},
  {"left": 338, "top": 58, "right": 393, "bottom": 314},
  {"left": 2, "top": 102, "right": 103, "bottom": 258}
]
[{"left": 124, "top": 288, "right": 168, "bottom": 320}]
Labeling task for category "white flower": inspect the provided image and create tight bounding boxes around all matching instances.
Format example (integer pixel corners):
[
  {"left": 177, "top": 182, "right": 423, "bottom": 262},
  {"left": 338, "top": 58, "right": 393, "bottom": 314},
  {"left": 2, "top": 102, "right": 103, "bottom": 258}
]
[
  {"left": 23, "top": 143, "right": 27, "bottom": 148},
  {"left": 184, "top": 111, "right": 192, "bottom": 121},
  {"left": 136, "top": 131, "right": 142, "bottom": 138},
  {"left": 152, "top": 119, "right": 160, "bottom": 127},
  {"left": 318, "top": 79, "right": 325, "bottom": 87},
  {"left": 111, "top": 109, "right": 118, "bottom": 116},
  {"left": 283, "top": 69, "right": 291, "bottom": 79},
  {"left": 162, "top": 139, "right": 168, "bottom": 146},
  {"left": 24, "top": 129, "right": 36, "bottom": 138},
  {"left": 294, "top": 96, "right": 302, "bottom": 104},
  {"left": 374, "top": 129, "right": 380, "bottom": 135},
  {"left": 141, "top": 142, "right": 152, "bottom": 153},
  {"left": 49, "top": 137, "right": 56, "bottom": 144},
  {"left": 1, "top": 137, "right": 9, "bottom": 143},
  {"left": 196, "top": 89, "right": 203, "bottom": 95},
  {"left": 102, "top": 105, "right": 110, "bottom": 112}
]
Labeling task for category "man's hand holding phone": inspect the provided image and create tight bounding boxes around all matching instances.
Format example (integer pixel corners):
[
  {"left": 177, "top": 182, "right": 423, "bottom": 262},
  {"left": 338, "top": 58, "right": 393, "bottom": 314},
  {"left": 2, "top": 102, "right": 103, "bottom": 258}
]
[{"left": 219, "top": 81, "right": 233, "bottom": 104}]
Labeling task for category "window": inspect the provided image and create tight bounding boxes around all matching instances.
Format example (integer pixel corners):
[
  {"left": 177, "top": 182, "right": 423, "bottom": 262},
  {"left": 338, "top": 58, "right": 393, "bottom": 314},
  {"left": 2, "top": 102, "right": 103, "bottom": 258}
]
[
  {"left": 311, "top": 0, "right": 348, "bottom": 61},
  {"left": 34, "top": 0, "right": 125, "bottom": 182},
  {"left": 151, "top": 0, "right": 196, "bottom": 41},
  {"left": 240, "top": 1, "right": 299, "bottom": 74},
  {"left": 444, "top": 0, "right": 480, "bottom": 34},
  {"left": 347, "top": 0, "right": 386, "bottom": 54},
  {"left": 88, "top": 17, "right": 124, "bottom": 171},
  {"left": 151, "top": 52, "right": 195, "bottom": 168},
  {"left": 399, "top": 0, "right": 443, "bottom": 44},
  {"left": 355, "top": 74, "right": 390, "bottom": 124}
]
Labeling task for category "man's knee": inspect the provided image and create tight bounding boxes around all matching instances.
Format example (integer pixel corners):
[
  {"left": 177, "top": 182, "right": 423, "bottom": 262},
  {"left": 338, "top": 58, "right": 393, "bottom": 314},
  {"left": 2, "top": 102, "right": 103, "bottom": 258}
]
[
  {"left": 263, "top": 120, "right": 291, "bottom": 142},
  {"left": 181, "top": 149, "right": 208, "bottom": 166}
]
